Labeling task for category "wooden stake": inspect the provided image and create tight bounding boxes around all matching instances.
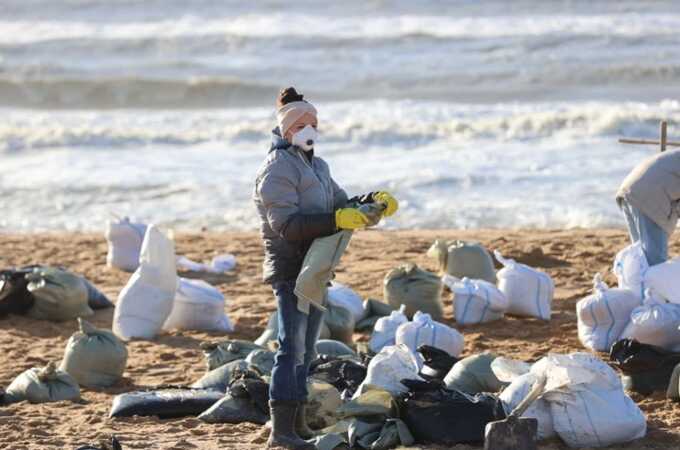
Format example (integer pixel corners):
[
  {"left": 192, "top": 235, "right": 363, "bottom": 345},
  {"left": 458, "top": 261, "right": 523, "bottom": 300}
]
[
  {"left": 661, "top": 121, "right": 668, "bottom": 152},
  {"left": 618, "top": 120, "right": 677, "bottom": 152}
]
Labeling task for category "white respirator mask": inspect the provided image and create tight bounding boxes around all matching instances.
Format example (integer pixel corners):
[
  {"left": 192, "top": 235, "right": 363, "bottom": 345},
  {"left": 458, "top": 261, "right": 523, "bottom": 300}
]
[{"left": 291, "top": 125, "right": 318, "bottom": 152}]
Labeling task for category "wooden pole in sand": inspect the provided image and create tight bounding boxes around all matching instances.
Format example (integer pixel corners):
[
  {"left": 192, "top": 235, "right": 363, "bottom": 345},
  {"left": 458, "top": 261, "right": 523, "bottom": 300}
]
[{"left": 619, "top": 120, "right": 679, "bottom": 152}]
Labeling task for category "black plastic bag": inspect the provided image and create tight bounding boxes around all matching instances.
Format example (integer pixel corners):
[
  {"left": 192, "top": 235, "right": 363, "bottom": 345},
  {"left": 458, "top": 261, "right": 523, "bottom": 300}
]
[
  {"left": 109, "top": 387, "right": 223, "bottom": 418},
  {"left": 310, "top": 358, "right": 367, "bottom": 398},
  {"left": 76, "top": 436, "right": 122, "bottom": 450},
  {"left": 418, "top": 345, "right": 459, "bottom": 380},
  {"left": 0, "top": 269, "right": 35, "bottom": 318},
  {"left": 610, "top": 338, "right": 680, "bottom": 395},
  {"left": 199, "top": 373, "right": 270, "bottom": 424},
  {"left": 399, "top": 379, "right": 505, "bottom": 445}
]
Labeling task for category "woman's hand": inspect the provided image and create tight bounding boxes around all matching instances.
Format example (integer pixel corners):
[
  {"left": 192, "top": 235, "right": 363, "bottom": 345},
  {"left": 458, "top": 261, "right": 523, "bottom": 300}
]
[
  {"left": 335, "top": 208, "right": 369, "bottom": 230},
  {"left": 374, "top": 191, "right": 399, "bottom": 217}
]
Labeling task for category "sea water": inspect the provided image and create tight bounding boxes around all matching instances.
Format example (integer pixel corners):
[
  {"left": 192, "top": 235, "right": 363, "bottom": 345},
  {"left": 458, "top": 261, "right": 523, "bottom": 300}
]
[{"left": 1, "top": 0, "right": 679, "bottom": 231}]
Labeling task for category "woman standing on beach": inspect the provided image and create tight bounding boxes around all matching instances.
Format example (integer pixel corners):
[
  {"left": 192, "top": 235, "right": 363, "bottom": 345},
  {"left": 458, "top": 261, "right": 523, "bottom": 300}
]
[{"left": 253, "top": 87, "right": 397, "bottom": 449}]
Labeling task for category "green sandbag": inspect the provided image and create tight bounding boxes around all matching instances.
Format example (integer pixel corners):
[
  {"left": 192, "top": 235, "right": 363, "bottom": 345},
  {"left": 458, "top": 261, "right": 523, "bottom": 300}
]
[
  {"left": 428, "top": 240, "right": 496, "bottom": 283},
  {"left": 443, "top": 353, "right": 506, "bottom": 394},
  {"left": 355, "top": 299, "right": 395, "bottom": 332},
  {"left": 666, "top": 363, "right": 680, "bottom": 400},
  {"left": 245, "top": 349, "right": 275, "bottom": 376},
  {"left": 338, "top": 387, "right": 396, "bottom": 419},
  {"left": 191, "top": 359, "right": 251, "bottom": 392},
  {"left": 383, "top": 264, "right": 444, "bottom": 320},
  {"left": 26, "top": 267, "right": 93, "bottom": 321},
  {"left": 324, "top": 302, "right": 355, "bottom": 345},
  {"left": 3, "top": 362, "right": 80, "bottom": 404},
  {"left": 312, "top": 433, "right": 349, "bottom": 450},
  {"left": 371, "top": 418, "right": 415, "bottom": 450},
  {"left": 59, "top": 318, "right": 128, "bottom": 388},
  {"left": 255, "top": 311, "right": 332, "bottom": 347},
  {"left": 316, "top": 339, "right": 356, "bottom": 358},
  {"left": 201, "top": 340, "right": 263, "bottom": 371}
]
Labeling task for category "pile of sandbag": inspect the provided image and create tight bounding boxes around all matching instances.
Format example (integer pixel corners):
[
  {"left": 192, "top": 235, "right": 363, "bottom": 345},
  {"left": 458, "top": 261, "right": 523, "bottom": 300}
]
[
  {"left": 442, "top": 275, "right": 508, "bottom": 325},
  {"left": 492, "top": 352, "right": 646, "bottom": 448},
  {"left": 427, "top": 240, "right": 496, "bottom": 283},
  {"left": 163, "top": 278, "right": 232, "bottom": 332},
  {"left": 384, "top": 264, "right": 444, "bottom": 320},
  {"left": 2, "top": 362, "right": 80, "bottom": 405},
  {"left": 494, "top": 250, "right": 554, "bottom": 320},
  {"left": 60, "top": 318, "right": 128, "bottom": 388},
  {"left": 113, "top": 225, "right": 177, "bottom": 341},
  {"left": 577, "top": 273, "right": 641, "bottom": 352}
]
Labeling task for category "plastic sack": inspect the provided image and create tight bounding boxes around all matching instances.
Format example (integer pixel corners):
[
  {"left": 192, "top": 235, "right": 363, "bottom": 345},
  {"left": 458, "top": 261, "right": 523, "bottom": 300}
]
[
  {"left": 613, "top": 242, "right": 649, "bottom": 301},
  {"left": 255, "top": 311, "right": 331, "bottom": 347},
  {"left": 59, "top": 318, "right": 128, "bottom": 388},
  {"left": 0, "top": 268, "right": 35, "bottom": 318},
  {"left": 400, "top": 379, "right": 506, "bottom": 445},
  {"left": 427, "top": 240, "right": 496, "bottom": 283},
  {"left": 191, "top": 359, "right": 251, "bottom": 392},
  {"left": 315, "top": 339, "right": 356, "bottom": 358},
  {"left": 26, "top": 267, "right": 93, "bottom": 321},
  {"left": 354, "top": 344, "right": 423, "bottom": 398},
  {"left": 384, "top": 263, "right": 444, "bottom": 320},
  {"left": 534, "top": 353, "right": 647, "bottom": 448},
  {"left": 201, "top": 340, "right": 263, "bottom": 371},
  {"left": 105, "top": 216, "right": 147, "bottom": 272},
  {"left": 644, "top": 257, "right": 680, "bottom": 303},
  {"left": 418, "top": 345, "right": 459, "bottom": 380},
  {"left": 576, "top": 274, "right": 641, "bottom": 352},
  {"left": 328, "top": 281, "right": 366, "bottom": 323},
  {"left": 113, "top": 225, "right": 178, "bottom": 341},
  {"left": 610, "top": 338, "right": 680, "bottom": 395},
  {"left": 444, "top": 353, "right": 505, "bottom": 394},
  {"left": 324, "top": 301, "right": 355, "bottom": 345},
  {"left": 620, "top": 299, "right": 680, "bottom": 351},
  {"left": 443, "top": 276, "right": 508, "bottom": 325},
  {"left": 369, "top": 305, "right": 408, "bottom": 354},
  {"left": 498, "top": 372, "right": 555, "bottom": 440},
  {"left": 109, "top": 388, "right": 223, "bottom": 418},
  {"left": 494, "top": 250, "right": 554, "bottom": 320},
  {"left": 199, "top": 376, "right": 269, "bottom": 425},
  {"left": 162, "top": 278, "right": 232, "bottom": 332},
  {"left": 395, "top": 311, "right": 464, "bottom": 359},
  {"left": 3, "top": 362, "right": 80, "bottom": 404}
]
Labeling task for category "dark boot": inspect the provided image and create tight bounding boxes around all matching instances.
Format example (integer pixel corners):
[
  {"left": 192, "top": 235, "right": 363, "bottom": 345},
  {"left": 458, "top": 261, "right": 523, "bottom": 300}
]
[
  {"left": 295, "top": 401, "right": 315, "bottom": 439},
  {"left": 267, "top": 400, "right": 315, "bottom": 450}
]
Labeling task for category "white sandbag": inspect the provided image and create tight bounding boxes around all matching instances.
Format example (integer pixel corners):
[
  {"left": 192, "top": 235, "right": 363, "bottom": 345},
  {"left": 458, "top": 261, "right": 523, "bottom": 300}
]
[
  {"left": 499, "top": 372, "right": 555, "bottom": 440},
  {"left": 105, "top": 216, "right": 147, "bottom": 272},
  {"left": 328, "top": 281, "right": 366, "bottom": 323},
  {"left": 620, "top": 298, "right": 680, "bottom": 351},
  {"left": 59, "top": 318, "right": 128, "bottom": 388},
  {"left": 395, "top": 311, "right": 464, "bottom": 359},
  {"left": 613, "top": 242, "right": 649, "bottom": 301},
  {"left": 369, "top": 305, "right": 408, "bottom": 354},
  {"left": 532, "top": 353, "right": 646, "bottom": 448},
  {"left": 163, "top": 278, "right": 232, "bottom": 332},
  {"left": 576, "top": 274, "right": 641, "bottom": 352},
  {"left": 354, "top": 344, "right": 423, "bottom": 398},
  {"left": 113, "top": 225, "right": 178, "bottom": 341},
  {"left": 443, "top": 275, "right": 508, "bottom": 325},
  {"left": 494, "top": 250, "right": 554, "bottom": 320},
  {"left": 644, "top": 257, "right": 680, "bottom": 303}
]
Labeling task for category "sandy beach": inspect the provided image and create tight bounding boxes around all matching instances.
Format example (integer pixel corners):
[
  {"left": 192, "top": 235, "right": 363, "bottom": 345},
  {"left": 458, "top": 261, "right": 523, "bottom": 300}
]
[{"left": 1, "top": 228, "right": 679, "bottom": 450}]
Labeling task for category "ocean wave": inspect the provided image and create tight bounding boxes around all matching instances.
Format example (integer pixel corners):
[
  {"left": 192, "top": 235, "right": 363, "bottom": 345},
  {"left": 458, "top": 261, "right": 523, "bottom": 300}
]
[{"left": 1, "top": 100, "right": 677, "bottom": 153}]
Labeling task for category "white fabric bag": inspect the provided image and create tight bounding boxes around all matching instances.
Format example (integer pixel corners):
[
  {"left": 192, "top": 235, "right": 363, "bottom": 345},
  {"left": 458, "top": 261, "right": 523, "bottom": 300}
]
[
  {"left": 532, "top": 353, "right": 646, "bottom": 448},
  {"left": 354, "top": 344, "right": 423, "bottom": 398},
  {"left": 369, "top": 305, "right": 408, "bottom": 354},
  {"left": 494, "top": 250, "right": 554, "bottom": 320},
  {"left": 613, "top": 242, "right": 649, "bottom": 301},
  {"left": 395, "top": 311, "right": 464, "bottom": 358},
  {"left": 644, "top": 257, "right": 680, "bottom": 303},
  {"left": 105, "top": 217, "right": 147, "bottom": 272},
  {"left": 620, "top": 297, "right": 680, "bottom": 351},
  {"left": 498, "top": 372, "right": 555, "bottom": 440},
  {"left": 576, "top": 274, "right": 641, "bottom": 352},
  {"left": 443, "top": 275, "right": 508, "bottom": 325},
  {"left": 113, "top": 225, "right": 178, "bottom": 340},
  {"left": 163, "top": 278, "right": 233, "bottom": 332},
  {"left": 328, "top": 281, "right": 366, "bottom": 323}
]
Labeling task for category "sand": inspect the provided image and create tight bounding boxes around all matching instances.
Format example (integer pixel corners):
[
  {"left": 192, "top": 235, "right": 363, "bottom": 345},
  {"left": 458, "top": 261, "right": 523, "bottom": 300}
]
[{"left": 1, "top": 229, "right": 680, "bottom": 450}]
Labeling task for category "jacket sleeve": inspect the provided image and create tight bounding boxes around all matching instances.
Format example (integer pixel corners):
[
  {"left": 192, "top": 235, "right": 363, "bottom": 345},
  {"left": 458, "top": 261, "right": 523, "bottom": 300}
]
[
  {"left": 257, "top": 159, "right": 336, "bottom": 242},
  {"left": 332, "top": 176, "right": 349, "bottom": 209}
]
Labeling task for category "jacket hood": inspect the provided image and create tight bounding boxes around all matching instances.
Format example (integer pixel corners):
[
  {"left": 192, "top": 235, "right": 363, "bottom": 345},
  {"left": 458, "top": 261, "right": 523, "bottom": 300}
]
[{"left": 270, "top": 127, "right": 291, "bottom": 152}]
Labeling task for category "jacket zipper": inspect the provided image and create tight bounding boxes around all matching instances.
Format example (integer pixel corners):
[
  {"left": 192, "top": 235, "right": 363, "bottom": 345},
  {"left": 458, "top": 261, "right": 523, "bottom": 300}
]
[{"left": 297, "top": 150, "right": 332, "bottom": 213}]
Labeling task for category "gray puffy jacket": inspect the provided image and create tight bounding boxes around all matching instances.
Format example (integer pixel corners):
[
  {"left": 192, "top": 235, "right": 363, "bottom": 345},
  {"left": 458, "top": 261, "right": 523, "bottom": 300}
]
[{"left": 254, "top": 129, "right": 348, "bottom": 283}]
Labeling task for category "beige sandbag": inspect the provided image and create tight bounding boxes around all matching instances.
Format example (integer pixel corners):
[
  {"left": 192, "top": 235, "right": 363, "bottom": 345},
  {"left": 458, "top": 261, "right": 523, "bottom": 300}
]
[
  {"left": 59, "top": 318, "right": 128, "bottom": 388},
  {"left": 307, "top": 380, "right": 343, "bottom": 429},
  {"left": 427, "top": 240, "right": 496, "bottom": 283},
  {"left": 324, "top": 302, "right": 355, "bottom": 345},
  {"left": 26, "top": 267, "right": 93, "bottom": 321},
  {"left": 3, "top": 362, "right": 80, "bottom": 404},
  {"left": 384, "top": 263, "right": 444, "bottom": 320}
]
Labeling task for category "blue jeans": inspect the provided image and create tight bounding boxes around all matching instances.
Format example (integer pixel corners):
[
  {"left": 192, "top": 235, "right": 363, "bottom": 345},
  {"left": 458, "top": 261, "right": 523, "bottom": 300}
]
[
  {"left": 269, "top": 280, "right": 324, "bottom": 402},
  {"left": 621, "top": 199, "right": 669, "bottom": 266}
]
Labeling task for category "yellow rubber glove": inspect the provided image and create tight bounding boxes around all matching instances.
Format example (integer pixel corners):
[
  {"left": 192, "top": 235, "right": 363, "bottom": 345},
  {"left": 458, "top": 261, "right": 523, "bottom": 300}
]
[
  {"left": 374, "top": 191, "right": 399, "bottom": 217},
  {"left": 335, "top": 208, "right": 369, "bottom": 230}
]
